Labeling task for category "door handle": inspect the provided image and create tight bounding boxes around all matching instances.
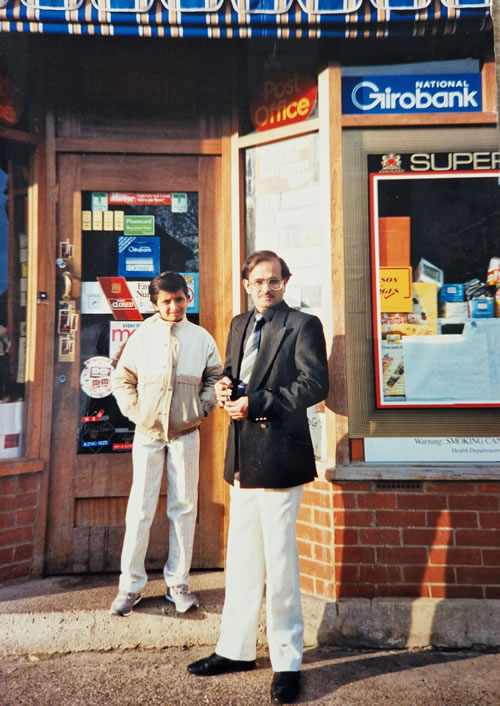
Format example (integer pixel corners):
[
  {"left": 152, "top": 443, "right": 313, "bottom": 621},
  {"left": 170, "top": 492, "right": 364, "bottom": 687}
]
[{"left": 63, "top": 271, "right": 73, "bottom": 300}]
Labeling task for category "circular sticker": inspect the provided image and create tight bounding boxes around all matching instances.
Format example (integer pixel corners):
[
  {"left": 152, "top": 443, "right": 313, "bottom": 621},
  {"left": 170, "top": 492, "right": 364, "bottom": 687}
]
[{"left": 80, "top": 356, "right": 114, "bottom": 399}]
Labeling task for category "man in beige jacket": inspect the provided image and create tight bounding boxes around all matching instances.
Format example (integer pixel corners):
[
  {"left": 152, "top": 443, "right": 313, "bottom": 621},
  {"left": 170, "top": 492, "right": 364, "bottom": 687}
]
[{"left": 110, "top": 272, "right": 222, "bottom": 617}]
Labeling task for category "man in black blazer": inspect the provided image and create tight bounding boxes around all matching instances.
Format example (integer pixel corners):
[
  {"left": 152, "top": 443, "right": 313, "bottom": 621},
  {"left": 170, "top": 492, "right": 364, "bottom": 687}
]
[{"left": 188, "top": 250, "right": 329, "bottom": 704}]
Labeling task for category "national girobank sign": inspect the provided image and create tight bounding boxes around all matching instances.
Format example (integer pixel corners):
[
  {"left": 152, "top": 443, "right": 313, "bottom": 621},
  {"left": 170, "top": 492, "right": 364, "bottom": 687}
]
[{"left": 342, "top": 74, "right": 482, "bottom": 114}]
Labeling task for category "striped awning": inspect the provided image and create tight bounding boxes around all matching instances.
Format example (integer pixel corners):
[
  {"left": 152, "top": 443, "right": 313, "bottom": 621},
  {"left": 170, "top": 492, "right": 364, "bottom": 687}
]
[{"left": 0, "top": 0, "right": 492, "bottom": 37}]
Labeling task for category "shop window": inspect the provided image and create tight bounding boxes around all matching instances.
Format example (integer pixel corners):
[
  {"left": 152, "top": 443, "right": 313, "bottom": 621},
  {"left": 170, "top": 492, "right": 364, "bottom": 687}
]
[
  {"left": 245, "top": 133, "right": 329, "bottom": 461},
  {"left": 21, "top": 0, "right": 83, "bottom": 9},
  {"left": 342, "top": 127, "right": 500, "bottom": 453},
  {"left": 371, "top": 162, "right": 499, "bottom": 410},
  {"left": 0, "top": 143, "right": 30, "bottom": 460}
]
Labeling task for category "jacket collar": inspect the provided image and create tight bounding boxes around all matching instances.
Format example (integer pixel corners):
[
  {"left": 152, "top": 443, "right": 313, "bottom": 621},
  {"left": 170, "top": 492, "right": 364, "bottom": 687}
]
[{"left": 148, "top": 313, "right": 189, "bottom": 331}]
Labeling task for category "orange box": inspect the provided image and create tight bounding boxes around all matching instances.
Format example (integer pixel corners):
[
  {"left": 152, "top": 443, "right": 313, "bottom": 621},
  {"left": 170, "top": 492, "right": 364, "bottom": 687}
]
[{"left": 378, "top": 217, "right": 410, "bottom": 267}]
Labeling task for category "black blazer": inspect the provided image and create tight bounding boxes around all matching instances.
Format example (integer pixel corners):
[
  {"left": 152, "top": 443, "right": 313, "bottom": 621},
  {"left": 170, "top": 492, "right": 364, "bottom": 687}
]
[{"left": 223, "top": 302, "right": 329, "bottom": 489}]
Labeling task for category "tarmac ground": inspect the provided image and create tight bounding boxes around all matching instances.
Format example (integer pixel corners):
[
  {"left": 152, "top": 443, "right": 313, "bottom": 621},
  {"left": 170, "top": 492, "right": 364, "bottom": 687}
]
[
  {"left": 1, "top": 645, "right": 500, "bottom": 705},
  {"left": 1, "top": 571, "right": 499, "bottom": 704}
]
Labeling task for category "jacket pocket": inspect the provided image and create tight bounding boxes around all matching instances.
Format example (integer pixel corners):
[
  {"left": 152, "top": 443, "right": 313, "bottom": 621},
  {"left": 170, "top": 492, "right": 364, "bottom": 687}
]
[
  {"left": 169, "top": 375, "right": 205, "bottom": 432},
  {"left": 135, "top": 378, "right": 163, "bottom": 428}
]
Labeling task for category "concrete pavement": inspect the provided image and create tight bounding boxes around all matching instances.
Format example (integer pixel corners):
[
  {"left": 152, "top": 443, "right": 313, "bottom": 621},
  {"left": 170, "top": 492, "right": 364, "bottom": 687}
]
[
  {"left": 1, "top": 571, "right": 499, "bottom": 704},
  {"left": 1, "top": 571, "right": 500, "bottom": 656},
  {"left": 0, "top": 570, "right": 327, "bottom": 655}
]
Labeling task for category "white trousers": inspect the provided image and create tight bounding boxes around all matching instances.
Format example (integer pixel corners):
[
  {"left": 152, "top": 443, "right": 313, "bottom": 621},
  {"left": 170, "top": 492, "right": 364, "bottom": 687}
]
[
  {"left": 216, "top": 482, "right": 304, "bottom": 672},
  {"left": 119, "top": 428, "right": 200, "bottom": 594}
]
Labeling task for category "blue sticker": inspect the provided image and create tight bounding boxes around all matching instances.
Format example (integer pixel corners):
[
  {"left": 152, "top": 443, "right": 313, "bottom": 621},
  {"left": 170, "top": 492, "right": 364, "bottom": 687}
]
[
  {"left": 118, "top": 237, "right": 160, "bottom": 278},
  {"left": 180, "top": 272, "right": 199, "bottom": 314}
]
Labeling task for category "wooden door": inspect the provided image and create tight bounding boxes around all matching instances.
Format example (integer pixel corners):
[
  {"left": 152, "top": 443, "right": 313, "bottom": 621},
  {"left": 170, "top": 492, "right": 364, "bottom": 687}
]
[{"left": 45, "top": 154, "right": 227, "bottom": 574}]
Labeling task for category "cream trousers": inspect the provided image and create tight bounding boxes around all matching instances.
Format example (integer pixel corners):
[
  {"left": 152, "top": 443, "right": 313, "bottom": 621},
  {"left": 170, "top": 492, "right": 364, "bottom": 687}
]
[
  {"left": 216, "top": 482, "right": 304, "bottom": 672},
  {"left": 119, "top": 428, "right": 200, "bottom": 594}
]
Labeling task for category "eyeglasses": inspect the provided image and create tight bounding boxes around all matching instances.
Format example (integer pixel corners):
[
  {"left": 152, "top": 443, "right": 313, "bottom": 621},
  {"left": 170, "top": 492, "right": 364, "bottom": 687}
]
[{"left": 248, "top": 278, "right": 284, "bottom": 291}]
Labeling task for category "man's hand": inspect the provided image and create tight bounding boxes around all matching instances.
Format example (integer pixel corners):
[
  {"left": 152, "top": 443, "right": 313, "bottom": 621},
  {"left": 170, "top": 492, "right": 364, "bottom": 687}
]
[
  {"left": 224, "top": 396, "right": 249, "bottom": 421},
  {"left": 215, "top": 376, "right": 233, "bottom": 408}
]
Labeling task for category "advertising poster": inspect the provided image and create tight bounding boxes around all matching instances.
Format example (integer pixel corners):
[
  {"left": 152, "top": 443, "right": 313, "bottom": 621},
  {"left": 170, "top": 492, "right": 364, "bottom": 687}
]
[
  {"left": 78, "top": 191, "right": 199, "bottom": 454},
  {"left": 369, "top": 152, "right": 500, "bottom": 409}
]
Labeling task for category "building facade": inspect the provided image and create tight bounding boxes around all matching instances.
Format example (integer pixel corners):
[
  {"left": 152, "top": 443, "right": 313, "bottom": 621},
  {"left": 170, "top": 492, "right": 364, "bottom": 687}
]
[{"left": 0, "top": 0, "right": 499, "bottom": 646}]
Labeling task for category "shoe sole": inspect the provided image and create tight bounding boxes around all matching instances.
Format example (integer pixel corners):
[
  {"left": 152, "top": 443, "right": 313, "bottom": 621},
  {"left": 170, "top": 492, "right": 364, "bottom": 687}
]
[{"left": 110, "top": 595, "right": 142, "bottom": 617}]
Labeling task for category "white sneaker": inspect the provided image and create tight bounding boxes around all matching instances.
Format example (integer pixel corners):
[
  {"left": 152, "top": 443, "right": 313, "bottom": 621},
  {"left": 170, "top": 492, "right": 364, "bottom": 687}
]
[
  {"left": 110, "top": 591, "right": 141, "bottom": 617},
  {"left": 165, "top": 585, "right": 199, "bottom": 613}
]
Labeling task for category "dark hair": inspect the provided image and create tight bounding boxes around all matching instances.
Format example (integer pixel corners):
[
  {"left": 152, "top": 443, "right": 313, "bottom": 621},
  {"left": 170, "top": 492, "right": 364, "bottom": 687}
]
[
  {"left": 241, "top": 250, "right": 292, "bottom": 281},
  {"left": 149, "top": 272, "right": 190, "bottom": 304}
]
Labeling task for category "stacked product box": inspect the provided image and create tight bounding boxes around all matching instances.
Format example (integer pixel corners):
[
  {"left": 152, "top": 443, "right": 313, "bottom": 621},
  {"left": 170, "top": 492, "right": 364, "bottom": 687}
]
[{"left": 438, "top": 283, "right": 467, "bottom": 321}]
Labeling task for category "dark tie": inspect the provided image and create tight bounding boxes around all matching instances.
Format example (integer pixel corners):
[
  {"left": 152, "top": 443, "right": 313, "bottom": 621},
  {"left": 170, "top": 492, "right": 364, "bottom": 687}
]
[{"left": 237, "top": 314, "right": 264, "bottom": 395}]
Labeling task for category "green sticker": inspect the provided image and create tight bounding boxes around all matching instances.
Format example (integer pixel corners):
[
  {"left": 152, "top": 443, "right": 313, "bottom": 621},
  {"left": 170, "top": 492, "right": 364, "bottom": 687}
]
[
  {"left": 124, "top": 215, "right": 155, "bottom": 236},
  {"left": 91, "top": 192, "right": 108, "bottom": 212},
  {"left": 172, "top": 193, "right": 188, "bottom": 213}
]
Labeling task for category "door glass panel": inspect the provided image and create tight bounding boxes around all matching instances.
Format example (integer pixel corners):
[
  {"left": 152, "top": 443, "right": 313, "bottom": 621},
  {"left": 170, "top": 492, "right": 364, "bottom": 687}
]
[
  {"left": 77, "top": 190, "right": 199, "bottom": 454},
  {"left": 0, "top": 144, "right": 29, "bottom": 459}
]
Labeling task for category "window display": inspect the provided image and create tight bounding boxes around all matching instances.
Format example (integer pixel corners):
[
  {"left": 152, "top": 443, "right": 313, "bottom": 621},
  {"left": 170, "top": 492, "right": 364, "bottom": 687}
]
[
  {"left": 0, "top": 144, "right": 29, "bottom": 458},
  {"left": 370, "top": 152, "right": 500, "bottom": 408}
]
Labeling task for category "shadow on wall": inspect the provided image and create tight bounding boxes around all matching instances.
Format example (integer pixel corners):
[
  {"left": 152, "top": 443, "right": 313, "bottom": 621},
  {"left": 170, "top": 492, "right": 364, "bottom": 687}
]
[{"left": 328, "top": 483, "right": 500, "bottom": 649}]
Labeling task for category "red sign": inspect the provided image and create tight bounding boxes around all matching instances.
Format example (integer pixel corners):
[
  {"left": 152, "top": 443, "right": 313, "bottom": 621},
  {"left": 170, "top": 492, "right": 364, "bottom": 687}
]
[
  {"left": 250, "top": 71, "right": 317, "bottom": 132},
  {"left": 0, "top": 75, "right": 23, "bottom": 127},
  {"left": 97, "top": 276, "right": 143, "bottom": 321},
  {"left": 108, "top": 193, "right": 172, "bottom": 206}
]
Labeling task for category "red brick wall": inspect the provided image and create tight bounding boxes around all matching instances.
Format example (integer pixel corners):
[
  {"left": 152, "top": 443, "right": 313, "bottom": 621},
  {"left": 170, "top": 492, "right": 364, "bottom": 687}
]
[
  {"left": 297, "top": 479, "right": 500, "bottom": 600},
  {"left": 0, "top": 473, "right": 41, "bottom": 584}
]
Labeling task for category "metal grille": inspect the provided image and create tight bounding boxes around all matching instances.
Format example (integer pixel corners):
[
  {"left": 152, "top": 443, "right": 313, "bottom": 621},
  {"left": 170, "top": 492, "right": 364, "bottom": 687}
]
[{"left": 376, "top": 480, "right": 422, "bottom": 490}]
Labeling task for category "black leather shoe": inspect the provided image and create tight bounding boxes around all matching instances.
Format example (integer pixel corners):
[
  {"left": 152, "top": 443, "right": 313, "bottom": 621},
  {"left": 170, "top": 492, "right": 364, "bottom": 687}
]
[
  {"left": 188, "top": 652, "right": 256, "bottom": 676},
  {"left": 270, "top": 671, "right": 300, "bottom": 704}
]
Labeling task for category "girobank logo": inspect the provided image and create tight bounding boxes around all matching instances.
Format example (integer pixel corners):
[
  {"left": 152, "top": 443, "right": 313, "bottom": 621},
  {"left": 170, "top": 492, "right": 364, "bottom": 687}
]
[{"left": 342, "top": 74, "right": 482, "bottom": 115}]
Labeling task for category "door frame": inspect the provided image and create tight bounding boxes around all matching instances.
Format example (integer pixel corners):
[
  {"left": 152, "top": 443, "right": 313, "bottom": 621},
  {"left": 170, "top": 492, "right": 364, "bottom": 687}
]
[{"left": 44, "top": 151, "right": 231, "bottom": 574}]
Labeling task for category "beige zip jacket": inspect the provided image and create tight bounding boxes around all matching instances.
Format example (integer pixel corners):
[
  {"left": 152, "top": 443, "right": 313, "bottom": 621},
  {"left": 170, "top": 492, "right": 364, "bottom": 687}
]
[{"left": 112, "top": 313, "right": 222, "bottom": 441}]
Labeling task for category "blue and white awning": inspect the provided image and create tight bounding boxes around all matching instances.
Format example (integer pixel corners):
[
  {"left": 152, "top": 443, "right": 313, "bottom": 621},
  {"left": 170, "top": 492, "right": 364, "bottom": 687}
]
[{"left": 0, "top": 0, "right": 492, "bottom": 37}]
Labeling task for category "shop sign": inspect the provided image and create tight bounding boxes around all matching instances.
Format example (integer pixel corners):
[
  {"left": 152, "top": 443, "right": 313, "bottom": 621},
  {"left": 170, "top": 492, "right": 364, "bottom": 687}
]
[
  {"left": 250, "top": 70, "right": 317, "bottom": 132},
  {"left": 342, "top": 74, "right": 482, "bottom": 115},
  {"left": 365, "top": 437, "right": 500, "bottom": 463}
]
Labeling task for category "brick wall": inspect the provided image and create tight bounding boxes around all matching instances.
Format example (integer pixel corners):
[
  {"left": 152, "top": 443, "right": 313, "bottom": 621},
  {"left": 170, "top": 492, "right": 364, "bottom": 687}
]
[
  {"left": 297, "top": 479, "right": 500, "bottom": 601},
  {"left": 0, "top": 472, "right": 41, "bottom": 584}
]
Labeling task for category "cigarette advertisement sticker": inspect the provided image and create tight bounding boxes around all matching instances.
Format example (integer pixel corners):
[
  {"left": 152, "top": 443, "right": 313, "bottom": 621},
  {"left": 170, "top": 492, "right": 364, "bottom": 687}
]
[{"left": 97, "top": 276, "right": 144, "bottom": 321}]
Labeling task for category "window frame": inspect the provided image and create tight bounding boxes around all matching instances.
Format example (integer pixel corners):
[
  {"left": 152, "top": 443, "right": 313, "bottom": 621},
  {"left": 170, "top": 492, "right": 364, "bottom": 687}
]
[{"left": 329, "top": 126, "right": 500, "bottom": 481}]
